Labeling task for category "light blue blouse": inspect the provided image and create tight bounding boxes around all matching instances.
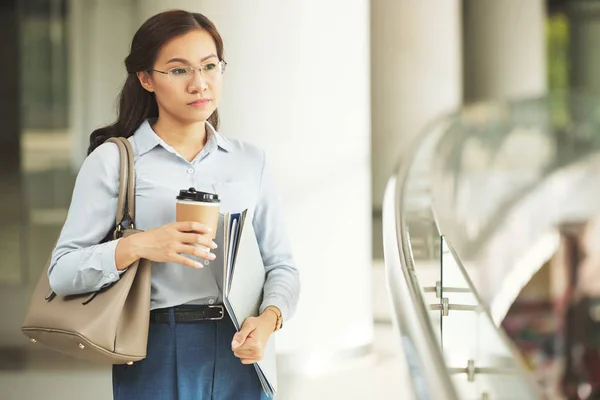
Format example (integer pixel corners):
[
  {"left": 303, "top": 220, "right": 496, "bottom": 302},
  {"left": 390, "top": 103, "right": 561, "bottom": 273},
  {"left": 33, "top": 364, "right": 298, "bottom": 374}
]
[{"left": 48, "top": 119, "right": 300, "bottom": 321}]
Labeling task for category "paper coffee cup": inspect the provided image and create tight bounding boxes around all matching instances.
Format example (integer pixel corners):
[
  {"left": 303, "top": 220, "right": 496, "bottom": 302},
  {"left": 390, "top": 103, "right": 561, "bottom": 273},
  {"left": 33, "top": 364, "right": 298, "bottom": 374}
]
[{"left": 176, "top": 187, "right": 220, "bottom": 253}]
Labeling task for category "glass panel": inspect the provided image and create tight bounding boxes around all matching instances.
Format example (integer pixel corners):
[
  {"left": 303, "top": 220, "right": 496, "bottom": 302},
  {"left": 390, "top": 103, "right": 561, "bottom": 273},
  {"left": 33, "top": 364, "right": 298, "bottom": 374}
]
[
  {"left": 401, "top": 122, "right": 449, "bottom": 350},
  {"left": 440, "top": 236, "right": 542, "bottom": 399}
]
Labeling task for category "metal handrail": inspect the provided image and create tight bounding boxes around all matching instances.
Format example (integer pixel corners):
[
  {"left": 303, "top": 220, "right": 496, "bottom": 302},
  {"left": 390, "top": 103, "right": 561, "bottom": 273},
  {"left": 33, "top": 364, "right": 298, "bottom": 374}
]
[
  {"left": 383, "top": 176, "right": 459, "bottom": 400},
  {"left": 383, "top": 114, "right": 461, "bottom": 399}
]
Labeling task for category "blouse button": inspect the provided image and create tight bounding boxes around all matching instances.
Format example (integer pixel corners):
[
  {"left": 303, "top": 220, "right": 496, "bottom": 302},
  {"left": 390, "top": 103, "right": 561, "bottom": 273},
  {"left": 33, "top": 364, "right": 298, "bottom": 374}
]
[{"left": 187, "top": 168, "right": 194, "bottom": 174}]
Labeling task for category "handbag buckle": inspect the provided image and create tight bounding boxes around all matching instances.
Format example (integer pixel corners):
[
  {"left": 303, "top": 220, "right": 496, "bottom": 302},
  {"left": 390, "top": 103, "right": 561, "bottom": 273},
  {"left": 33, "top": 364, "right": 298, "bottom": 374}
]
[{"left": 115, "top": 221, "right": 135, "bottom": 238}]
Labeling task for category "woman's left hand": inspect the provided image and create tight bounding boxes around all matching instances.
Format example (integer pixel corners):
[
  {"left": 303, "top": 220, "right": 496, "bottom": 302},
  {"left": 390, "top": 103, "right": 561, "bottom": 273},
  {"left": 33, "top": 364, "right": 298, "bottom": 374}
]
[{"left": 231, "top": 310, "right": 277, "bottom": 364}]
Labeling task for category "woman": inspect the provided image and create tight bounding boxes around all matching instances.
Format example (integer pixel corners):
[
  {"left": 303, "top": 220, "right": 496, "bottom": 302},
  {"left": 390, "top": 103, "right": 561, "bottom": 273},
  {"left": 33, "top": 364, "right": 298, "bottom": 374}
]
[{"left": 47, "top": 9, "right": 300, "bottom": 400}]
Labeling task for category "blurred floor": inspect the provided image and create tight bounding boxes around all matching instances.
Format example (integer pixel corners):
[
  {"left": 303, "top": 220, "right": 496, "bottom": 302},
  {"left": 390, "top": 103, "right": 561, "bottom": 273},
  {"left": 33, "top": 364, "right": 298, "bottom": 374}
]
[{"left": 0, "top": 321, "right": 411, "bottom": 400}]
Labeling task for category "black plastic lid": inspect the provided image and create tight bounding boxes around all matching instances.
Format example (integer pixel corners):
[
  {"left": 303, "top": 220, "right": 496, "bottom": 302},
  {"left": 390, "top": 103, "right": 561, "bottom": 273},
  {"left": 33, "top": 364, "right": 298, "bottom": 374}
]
[{"left": 176, "top": 187, "right": 220, "bottom": 203}]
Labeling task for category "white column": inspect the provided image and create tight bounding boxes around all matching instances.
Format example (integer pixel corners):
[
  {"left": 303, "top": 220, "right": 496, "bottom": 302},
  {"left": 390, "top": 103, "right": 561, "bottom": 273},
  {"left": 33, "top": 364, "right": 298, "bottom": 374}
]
[
  {"left": 139, "top": 1, "right": 372, "bottom": 372},
  {"left": 463, "top": 0, "right": 547, "bottom": 102},
  {"left": 370, "top": 0, "right": 463, "bottom": 212},
  {"left": 69, "top": 0, "right": 137, "bottom": 167}
]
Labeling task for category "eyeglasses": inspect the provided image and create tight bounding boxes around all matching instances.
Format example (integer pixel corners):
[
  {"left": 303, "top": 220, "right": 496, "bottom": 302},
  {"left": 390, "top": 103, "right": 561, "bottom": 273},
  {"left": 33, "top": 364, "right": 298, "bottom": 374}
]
[{"left": 152, "top": 60, "right": 227, "bottom": 82}]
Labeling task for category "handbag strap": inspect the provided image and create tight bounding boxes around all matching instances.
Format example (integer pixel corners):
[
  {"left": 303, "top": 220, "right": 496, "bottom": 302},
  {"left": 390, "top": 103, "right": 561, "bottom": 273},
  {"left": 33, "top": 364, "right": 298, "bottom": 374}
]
[
  {"left": 105, "top": 137, "right": 136, "bottom": 231},
  {"left": 44, "top": 137, "right": 137, "bottom": 302}
]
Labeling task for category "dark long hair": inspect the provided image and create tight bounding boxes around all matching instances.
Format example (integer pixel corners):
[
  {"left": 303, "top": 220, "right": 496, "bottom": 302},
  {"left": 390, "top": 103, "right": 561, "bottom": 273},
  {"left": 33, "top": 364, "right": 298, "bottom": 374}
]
[{"left": 87, "top": 10, "right": 224, "bottom": 154}]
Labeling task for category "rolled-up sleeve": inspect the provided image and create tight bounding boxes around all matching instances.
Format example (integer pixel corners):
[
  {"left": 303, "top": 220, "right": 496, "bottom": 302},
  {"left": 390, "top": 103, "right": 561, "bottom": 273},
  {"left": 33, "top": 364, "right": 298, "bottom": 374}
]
[
  {"left": 254, "top": 150, "right": 300, "bottom": 322},
  {"left": 48, "top": 142, "right": 124, "bottom": 296}
]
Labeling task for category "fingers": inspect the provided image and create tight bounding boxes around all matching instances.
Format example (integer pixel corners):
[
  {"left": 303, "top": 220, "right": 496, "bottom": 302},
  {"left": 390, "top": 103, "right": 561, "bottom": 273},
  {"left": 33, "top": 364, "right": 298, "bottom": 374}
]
[
  {"left": 174, "top": 221, "right": 213, "bottom": 235},
  {"left": 232, "top": 319, "right": 256, "bottom": 349},
  {"left": 177, "top": 244, "right": 216, "bottom": 262},
  {"left": 233, "top": 347, "right": 254, "bottom": 357},
  {"left": 172, "top": 254, "right": 204, "bottom": 269},
  {"left": 232, "top": 338, "right": 263, "bottom": 362},
  {"left": 234, "top": 352, "right": 263, "bottom": 362},
  {"left": 179, "top": 232, "right": 218, "bottom": 250}
]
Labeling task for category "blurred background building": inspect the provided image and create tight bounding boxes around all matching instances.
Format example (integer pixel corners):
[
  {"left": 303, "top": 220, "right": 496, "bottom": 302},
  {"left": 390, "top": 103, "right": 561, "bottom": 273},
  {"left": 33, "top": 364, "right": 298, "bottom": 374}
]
[{"left": 2, "top": 0, "right": 600, "bottom": 399}]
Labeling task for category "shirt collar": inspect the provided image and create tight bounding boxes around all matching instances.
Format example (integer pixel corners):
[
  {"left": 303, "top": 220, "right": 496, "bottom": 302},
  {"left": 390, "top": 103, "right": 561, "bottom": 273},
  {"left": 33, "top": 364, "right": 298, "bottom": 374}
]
[
  {"left": 206, "top": 120, "right": 233, "bottom": 153},
  {"left": 133, "top": 119, "right": 232, "bottom": 157},
  {"left": 133, "top": 120, "right": 160, "bottom": 156}
]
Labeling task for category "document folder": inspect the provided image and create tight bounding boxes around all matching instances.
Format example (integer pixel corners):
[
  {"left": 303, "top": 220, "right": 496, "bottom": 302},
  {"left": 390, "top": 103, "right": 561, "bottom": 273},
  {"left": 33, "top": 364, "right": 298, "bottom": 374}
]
[{"left": 212, "top": 210, "right": 277, "bottom": 398}]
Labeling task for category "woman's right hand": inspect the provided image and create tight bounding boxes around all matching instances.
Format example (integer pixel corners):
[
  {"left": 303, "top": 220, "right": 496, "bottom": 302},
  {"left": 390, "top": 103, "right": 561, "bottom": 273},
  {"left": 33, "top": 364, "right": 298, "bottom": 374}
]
[{"left": 116, "top": 221, "right": 217, "bottom": 270}]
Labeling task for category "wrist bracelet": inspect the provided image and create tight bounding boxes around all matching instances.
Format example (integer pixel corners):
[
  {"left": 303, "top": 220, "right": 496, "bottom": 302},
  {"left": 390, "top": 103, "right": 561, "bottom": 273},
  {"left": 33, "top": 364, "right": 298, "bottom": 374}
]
[{"left": 265, "top": 308, "right": 282, "bottom": 332}]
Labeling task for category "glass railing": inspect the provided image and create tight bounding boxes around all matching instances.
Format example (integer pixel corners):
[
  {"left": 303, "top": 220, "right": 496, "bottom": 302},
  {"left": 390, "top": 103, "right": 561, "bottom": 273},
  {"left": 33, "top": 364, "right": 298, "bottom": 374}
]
[
  {"left": 383, "top": 132, "right": 543, "bottom": 399},
  {"left": 440, "top": 236, "right": 540, "bottom": 399},
  {"left": 383, "top": 93, "right": 600, "bottom": 399}
]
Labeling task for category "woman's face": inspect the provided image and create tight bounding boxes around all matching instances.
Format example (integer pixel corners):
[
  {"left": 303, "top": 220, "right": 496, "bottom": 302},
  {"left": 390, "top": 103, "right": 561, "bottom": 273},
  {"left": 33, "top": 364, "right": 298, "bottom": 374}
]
[{"left": 138, "top": 29, "right": 223, "bottom": 125}]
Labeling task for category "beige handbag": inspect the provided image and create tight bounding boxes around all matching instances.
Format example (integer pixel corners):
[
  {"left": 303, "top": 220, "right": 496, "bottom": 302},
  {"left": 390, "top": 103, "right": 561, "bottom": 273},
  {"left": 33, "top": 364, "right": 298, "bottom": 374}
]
[{"left": 21, "top": 137, "right": 152, "bottom": 365}]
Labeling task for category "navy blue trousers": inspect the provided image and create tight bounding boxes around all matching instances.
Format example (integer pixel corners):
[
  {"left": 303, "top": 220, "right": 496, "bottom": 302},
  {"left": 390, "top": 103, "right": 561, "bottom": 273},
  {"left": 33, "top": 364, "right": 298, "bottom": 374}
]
[{"left": 112, "top": 307, "right": 268, "bottom": 400}]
